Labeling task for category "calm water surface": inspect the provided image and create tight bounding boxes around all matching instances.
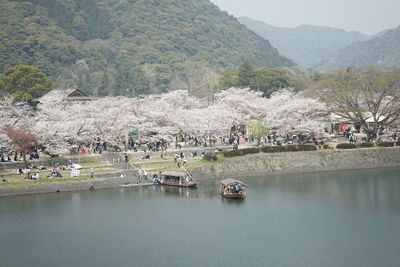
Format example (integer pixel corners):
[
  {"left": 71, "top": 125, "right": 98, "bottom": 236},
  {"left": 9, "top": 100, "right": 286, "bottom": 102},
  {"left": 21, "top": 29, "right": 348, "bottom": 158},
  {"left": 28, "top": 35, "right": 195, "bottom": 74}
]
[{"left": 1, "top": 168, "right": 400, "bottom": 267}]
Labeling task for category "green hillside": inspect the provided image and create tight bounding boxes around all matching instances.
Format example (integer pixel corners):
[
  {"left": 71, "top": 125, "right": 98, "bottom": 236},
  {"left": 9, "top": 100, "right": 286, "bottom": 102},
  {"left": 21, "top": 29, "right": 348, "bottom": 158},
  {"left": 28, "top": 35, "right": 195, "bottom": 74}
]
[
  {"left": 315, "top": 26, "right": 400, "bottom": 72},
  {"left": 0, "top": 0, "right": 293, "bottom": 96}
]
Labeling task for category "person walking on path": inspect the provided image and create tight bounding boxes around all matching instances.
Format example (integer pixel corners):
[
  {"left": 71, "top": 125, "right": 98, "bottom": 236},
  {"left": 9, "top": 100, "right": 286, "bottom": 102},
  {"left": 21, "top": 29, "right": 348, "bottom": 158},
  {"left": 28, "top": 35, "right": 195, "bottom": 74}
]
[
  {"left": 138, "top": 168, "right": 143, "bottom": 181},
  {"left": 90, "top": 166, "right": 94, "bottom": 178},
  {"left": 124, "top": 153, "right": 129, "bottom": 169}
]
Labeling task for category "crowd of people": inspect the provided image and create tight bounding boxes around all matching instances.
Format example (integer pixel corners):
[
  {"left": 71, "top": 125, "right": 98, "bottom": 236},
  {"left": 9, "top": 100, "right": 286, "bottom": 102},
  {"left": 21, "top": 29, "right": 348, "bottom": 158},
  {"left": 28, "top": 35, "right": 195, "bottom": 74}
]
[
  {"left": 342, "top": 126, "right": 398, "bottom": 143},
  {"left": 0, "top": 151, "right": 40, "bottom": 163}
]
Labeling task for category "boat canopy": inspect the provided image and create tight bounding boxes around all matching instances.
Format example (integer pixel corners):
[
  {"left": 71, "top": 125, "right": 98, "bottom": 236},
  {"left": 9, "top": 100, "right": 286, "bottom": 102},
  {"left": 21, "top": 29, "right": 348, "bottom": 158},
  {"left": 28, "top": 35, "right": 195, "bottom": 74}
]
[
  {"left": 161, "top": 171, "right": 187, "bottom": 177},
  {"left": 220, "top": 178, "right": 246, "bottom": 186}
]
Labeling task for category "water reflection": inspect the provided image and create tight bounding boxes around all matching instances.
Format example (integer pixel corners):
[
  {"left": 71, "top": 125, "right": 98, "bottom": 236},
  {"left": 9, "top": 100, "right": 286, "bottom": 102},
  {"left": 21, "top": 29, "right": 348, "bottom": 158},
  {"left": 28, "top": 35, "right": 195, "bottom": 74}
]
[
  {"left": 242, "top": 168, "right": 400, "bottom": 212},
  {"left": 1, "top": 168, "right": 400, "bottom": 267},
  {"left": 220, "top": 196, "right": 246, "bottom": 205}
]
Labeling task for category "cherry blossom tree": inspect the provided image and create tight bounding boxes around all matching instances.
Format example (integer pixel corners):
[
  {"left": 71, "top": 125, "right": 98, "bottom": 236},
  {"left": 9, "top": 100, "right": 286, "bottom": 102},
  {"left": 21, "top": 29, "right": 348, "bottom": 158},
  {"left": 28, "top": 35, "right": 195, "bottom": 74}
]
[
  {"left": 196, "top": 103, "right": 238, "bottom": 145},
  {"left": 3, "top": 126, "right": 38, "bottom": 161},
  {"left": 265, "top": 89, "right": 327, "bottom": 138},
  {"left": 34, "top": 94, "right": 93, "bottom": 153},
  {"left": 0, "top": 97, "right": 36, "bottom": 152},
  {"left": 214, "top": 87, "right": 268, "bottom": 124},
  {"left": 1, "top": 87, "right": 330, "bottom": 155}
]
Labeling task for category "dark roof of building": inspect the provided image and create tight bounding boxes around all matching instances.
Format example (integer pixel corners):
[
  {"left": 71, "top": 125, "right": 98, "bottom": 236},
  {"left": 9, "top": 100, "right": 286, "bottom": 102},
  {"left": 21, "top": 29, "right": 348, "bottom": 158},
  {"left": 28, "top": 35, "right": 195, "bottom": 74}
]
[
  {"left": 67, "top": 89, "right": 88, "bottom": 97},
  {"left": 36, "top": 88, "right": 95, "bottom": 103}
]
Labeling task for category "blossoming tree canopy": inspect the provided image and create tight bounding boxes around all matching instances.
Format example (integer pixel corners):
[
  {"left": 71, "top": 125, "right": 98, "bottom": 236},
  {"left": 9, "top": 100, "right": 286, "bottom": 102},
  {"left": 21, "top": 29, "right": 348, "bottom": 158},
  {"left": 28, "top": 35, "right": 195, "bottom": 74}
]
[
  {"left": 3, "top": 126, "right": 38, "bottom": 161},
  {"left": 214, "top": 87, "right": 268, "bottom": 123},
  {"left": 0, "top": 97, "right": 36, "bottom": 152},
  {"left": 0, "top": 88, "right": 329, "bottom": 154},
  {"left": 265, "top": 89, "right": 327, "bottom": 137}
]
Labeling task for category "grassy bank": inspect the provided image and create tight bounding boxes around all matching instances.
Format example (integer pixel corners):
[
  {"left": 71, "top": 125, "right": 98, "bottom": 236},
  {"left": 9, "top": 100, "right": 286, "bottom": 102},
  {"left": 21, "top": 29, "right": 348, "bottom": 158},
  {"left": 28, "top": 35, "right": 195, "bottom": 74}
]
[{"left": 0, "top": 156, "right": 118, "bottom": 189}]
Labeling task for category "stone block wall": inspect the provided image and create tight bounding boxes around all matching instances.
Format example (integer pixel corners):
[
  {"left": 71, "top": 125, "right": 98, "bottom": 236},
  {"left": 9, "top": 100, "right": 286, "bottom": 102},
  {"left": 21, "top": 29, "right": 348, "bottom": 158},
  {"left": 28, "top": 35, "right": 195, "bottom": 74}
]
[{"left": 190, "top": 147, "right": 400, "bottom": 180}]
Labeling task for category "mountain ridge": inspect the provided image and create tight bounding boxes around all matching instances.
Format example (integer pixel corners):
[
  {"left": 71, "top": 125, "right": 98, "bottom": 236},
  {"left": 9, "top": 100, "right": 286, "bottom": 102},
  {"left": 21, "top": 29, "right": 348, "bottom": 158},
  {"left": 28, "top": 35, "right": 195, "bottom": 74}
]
[
  {"left": 314, "top": 25, "right": 400, "bottom": 72},
  {"left": 238, "top": 16, "right": 371, "bottom": 68}
]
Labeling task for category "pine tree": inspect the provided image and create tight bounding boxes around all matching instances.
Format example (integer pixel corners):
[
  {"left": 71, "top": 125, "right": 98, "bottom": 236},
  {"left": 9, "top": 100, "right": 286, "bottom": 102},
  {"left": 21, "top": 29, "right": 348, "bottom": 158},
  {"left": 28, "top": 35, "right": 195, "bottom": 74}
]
[
  {"left": 237, "top": 61, "right": 255, "bottom": 88},
  {"left": 98, "top": 72, "right": 110, "bottom": 96}
]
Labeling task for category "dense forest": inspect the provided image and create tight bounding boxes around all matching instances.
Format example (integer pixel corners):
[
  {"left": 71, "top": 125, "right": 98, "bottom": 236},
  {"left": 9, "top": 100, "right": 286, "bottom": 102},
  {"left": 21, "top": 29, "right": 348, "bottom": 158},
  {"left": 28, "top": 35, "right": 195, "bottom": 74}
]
[
  {"left": 216, "top": 61, "right": 310, "bottom": 97},
  {"left": 0, "top": 0, "right": 293, "bottom": 96}
]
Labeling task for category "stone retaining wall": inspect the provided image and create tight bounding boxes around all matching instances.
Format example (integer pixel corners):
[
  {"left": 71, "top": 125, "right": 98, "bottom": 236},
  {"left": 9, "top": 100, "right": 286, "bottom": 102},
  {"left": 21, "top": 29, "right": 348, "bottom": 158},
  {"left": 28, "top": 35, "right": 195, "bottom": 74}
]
[{"left": 190, "top": 147, "right": 400, "bottom": 180}]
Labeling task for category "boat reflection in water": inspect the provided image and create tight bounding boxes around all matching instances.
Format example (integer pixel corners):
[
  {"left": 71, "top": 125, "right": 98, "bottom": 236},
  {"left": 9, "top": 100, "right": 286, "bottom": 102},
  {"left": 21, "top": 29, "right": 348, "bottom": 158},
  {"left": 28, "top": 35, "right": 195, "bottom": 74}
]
[{"left": 151, "top": 183, "right": 198, "bottom": 199}]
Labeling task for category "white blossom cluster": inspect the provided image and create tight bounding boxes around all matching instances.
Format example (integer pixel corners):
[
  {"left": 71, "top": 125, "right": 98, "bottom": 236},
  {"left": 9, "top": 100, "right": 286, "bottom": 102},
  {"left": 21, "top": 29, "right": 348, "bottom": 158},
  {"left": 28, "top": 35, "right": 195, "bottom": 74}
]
[{"left": 0, "top": 88, "right": 327, "bottom": 153}]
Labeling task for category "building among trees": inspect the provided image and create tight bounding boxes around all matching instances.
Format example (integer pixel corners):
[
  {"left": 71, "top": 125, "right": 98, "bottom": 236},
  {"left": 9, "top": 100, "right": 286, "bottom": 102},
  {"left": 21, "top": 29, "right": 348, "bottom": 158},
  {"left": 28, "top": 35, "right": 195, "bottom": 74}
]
[{"left": 35, "top": 88, "right": 95, "bottom": 105}]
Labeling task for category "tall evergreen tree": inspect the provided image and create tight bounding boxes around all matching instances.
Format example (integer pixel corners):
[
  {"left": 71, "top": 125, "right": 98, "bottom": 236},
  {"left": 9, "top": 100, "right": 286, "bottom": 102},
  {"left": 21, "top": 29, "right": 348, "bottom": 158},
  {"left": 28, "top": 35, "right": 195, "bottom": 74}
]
[
  {"left": 0, "top": 65, "right": 53, "bottom": 102},
  {"left": 131, "top": 67, "right": 151, "bottom": 96},
  {"left": 238, "top": 61, "right": 255, "bottom": 88},
  {"left": 98, "top": 72, "right": 110, "bottom": 96}
]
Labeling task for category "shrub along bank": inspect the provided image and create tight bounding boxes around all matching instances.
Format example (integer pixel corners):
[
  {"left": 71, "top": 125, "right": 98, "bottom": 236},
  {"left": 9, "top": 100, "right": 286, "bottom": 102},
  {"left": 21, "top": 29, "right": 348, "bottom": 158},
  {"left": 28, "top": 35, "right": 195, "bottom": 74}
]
[
  {"left": 336, "top": 142, "right": 397, "bottom": 149},
  {"left": 220, "top": 144, "right": 318, "bottom": 158}
]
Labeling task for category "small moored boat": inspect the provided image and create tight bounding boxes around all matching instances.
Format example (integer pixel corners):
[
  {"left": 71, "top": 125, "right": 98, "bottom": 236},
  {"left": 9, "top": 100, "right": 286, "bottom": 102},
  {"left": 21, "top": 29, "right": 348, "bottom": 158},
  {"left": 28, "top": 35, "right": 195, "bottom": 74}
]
[
  {"left": 153, "top": 171, "right": 197, "bottom": 188},
  {"left": 220, "top": 178, "right": 246, "bottom": 199}
]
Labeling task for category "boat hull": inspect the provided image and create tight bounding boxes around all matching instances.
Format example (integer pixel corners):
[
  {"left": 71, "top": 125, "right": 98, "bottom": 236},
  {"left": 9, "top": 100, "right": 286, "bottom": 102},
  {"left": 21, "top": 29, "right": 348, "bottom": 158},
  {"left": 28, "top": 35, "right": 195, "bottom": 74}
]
[
  {"left": 157, "top": 181, "right": 197, "bottom": 188},
  {"left": 221, "top": 191, "right": 246, "bottom": 199}
]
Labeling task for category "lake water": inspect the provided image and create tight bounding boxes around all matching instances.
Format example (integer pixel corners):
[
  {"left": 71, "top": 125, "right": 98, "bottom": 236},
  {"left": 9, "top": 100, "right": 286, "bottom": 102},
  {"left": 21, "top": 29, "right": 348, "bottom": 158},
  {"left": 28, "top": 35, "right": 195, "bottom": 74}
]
[{"left": 1, "top": 168, "right": 400, "bottom": 267}]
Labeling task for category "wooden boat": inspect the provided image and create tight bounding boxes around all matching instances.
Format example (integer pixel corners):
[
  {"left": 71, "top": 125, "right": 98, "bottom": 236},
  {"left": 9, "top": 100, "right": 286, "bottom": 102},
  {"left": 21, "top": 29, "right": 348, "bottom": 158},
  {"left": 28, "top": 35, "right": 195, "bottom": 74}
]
[
  {"left": 220, "top": 178, "right": 246, "bottom": 199},
  {"left": 153, "top": 171, "right": 197, "bottom": 188}
]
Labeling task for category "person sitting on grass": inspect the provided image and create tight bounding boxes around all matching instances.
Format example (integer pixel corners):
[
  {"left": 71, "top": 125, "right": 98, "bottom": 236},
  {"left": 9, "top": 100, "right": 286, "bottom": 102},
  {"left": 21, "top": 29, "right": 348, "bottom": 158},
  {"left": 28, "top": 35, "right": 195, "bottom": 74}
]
[
  {"left": 141, "top": 154, "right": 150, "bottom": 160},
  {"left": 25, "top": 172, "right": 32, "bottom": 180},
  {"left": 48, "top": 169, "right": 62, "bottom": 178}
]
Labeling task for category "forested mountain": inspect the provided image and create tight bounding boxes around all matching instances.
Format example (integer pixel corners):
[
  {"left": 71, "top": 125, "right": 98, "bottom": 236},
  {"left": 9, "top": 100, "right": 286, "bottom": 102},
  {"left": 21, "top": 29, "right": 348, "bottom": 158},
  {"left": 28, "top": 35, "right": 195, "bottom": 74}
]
[
  {"left": 238, "top": 17, "right": 371, "bottom": 68},
  {"left": 0, "top": 0, "right": 293, "bottom": 96},
  {"left": 315, "top": 26, "right": 400, "bottom": 72}
]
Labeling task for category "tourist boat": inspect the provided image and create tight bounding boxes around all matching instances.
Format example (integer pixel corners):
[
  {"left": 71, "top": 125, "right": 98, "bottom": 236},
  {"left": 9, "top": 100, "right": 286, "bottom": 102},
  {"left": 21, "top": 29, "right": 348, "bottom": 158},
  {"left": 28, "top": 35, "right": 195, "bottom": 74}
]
[
  {"left": 220, "top": 178, "right": 246, "bottom": 199},
  {"left": 153, "top": 171, "right": 197, "bottom": 188}
]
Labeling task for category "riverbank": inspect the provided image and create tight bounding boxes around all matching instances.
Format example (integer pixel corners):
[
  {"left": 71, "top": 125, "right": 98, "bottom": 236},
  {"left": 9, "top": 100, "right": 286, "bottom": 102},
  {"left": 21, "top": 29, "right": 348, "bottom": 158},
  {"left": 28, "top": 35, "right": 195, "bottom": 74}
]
[
  {"left": 0, "top": 176, "right": 152, "bottom": 197},
  {"left": 1, "top": 147, "right": 399, "bottom": 197}
]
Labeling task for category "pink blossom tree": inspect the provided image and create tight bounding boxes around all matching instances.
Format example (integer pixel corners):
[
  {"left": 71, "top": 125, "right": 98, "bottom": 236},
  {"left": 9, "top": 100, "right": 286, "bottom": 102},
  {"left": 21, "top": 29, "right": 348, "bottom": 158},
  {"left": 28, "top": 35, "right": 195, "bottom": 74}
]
[
  {"left": 265, "top": 89, "right": 327, "bottom": 138},
  {"left": 214, "top": 87, "right": 268, "bottom": 124}
]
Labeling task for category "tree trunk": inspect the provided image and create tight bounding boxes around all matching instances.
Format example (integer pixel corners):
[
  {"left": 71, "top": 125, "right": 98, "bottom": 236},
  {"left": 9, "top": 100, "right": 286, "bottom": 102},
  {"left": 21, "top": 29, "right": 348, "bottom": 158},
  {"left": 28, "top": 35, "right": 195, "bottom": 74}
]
[{"left": 362, "top": 123, "right": 377, "bottom": 141}]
